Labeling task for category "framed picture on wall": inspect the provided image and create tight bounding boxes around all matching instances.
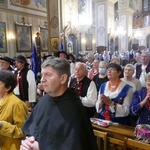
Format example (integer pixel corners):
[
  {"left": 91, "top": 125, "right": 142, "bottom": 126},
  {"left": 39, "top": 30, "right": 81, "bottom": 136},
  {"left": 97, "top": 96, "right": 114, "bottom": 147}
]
[
  {"left": 0, "top": 22, "right": 7, "bottom": 53},
  {"left": 40, "top": 27, "right": 48, "bottom": 51},
  {"left": 0, "top": 0, "right": 7, "bottom": 5},
  {"left": 15, "top": 23, "right": 32, "bottom": 52},
  {"left": 86, "top": 34, "right": 92, "bottom": 51},
  {"left": 50, "top": 37, "right": 59, "bottom": 52}
]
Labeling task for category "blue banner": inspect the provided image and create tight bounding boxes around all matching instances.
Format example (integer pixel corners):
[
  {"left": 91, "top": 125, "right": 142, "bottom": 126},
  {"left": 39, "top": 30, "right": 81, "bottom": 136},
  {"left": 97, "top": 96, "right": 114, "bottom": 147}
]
[{"left": 31, "top": 44, "right": 38, "bottom": 78}]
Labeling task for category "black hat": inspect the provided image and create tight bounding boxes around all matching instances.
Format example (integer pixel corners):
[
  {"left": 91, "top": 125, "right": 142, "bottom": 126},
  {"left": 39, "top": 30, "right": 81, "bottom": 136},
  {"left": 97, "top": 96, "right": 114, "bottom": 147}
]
[
  {"left": 68, "top": 53, "right": 75, "bottom": 61},
  {"left": 0, "top": 56, "right": 14, "bottom": 65},
  {"left": 57, "top": 51, "right": 68, "bottom": 59},
  {"left": 15, "top": 55, "right": 29, "bottom": 65}
]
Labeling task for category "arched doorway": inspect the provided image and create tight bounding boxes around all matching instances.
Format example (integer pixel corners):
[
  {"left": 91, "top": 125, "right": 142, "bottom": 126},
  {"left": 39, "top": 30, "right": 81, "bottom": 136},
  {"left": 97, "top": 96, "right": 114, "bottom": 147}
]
[{"left": 67, "top": 34, "right": 77, "bottom": 54}]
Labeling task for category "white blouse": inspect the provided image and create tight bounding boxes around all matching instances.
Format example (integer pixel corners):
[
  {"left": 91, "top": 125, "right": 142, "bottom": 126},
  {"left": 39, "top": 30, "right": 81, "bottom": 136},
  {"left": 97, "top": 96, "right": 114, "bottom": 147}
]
[{"left": 95, "top": 81, "right": 132, "bottom": 117}]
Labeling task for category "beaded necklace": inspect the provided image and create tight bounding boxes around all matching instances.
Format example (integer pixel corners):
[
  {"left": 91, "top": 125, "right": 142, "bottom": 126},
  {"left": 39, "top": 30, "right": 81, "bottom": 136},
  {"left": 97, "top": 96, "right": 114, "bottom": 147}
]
[{"left": 108, "top": 79, "right": 121, "bottom": 92}]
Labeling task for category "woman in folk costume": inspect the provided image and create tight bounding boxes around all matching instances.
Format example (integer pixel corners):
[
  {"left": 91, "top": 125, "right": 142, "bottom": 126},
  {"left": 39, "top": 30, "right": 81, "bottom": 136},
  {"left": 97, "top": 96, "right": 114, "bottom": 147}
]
[
  {"left": 96, "top": 63, "right": 132, "bottom": 125},
  {"left": 130, "top": 72, "right": 150, "bottom": 125},
  {"left": 0, "top": 70, "right": 28, "bottom": 150}
]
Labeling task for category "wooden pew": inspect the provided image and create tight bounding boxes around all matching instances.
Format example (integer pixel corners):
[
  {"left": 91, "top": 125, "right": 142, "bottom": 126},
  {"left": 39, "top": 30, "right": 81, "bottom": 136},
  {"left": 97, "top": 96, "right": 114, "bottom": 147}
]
[
  {"left": 124, "top": 137, "right": 150, "bottom": 150},
  {"left": 92, "top": 122, "right": 150, "bottom": 150},
  {"left": 92, "top": 122, "right": 134, "bottom": 141},
  {"left": 108, "top": 137, "right": 124, "bottom": 150},
  {"left": 93, "top": 129, "right": 107, "bottom": 150}
]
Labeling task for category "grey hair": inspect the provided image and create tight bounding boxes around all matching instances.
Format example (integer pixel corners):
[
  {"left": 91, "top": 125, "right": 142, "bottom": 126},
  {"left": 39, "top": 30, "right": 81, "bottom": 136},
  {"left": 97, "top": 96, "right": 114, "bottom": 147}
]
[
  {"left": 99, "top": 61, "right": 108, "bottom": 68},
  {"left": 75, "top": 62, "right": 88, "bottom": 73},
  {"left": 142, "top": 51, "right": 150, "bottom": 57},
  {"left": 124, "top": 64, "right": 135, "bottom": 72},
  {"left": 41, "top": 57, "right": 71, "bottom": 79},
  {"left": 111, "top": 57, "right": 120, "bottom": 62},
  {"left": 145, "top": 72, "right": 150, "bottom": 81}
]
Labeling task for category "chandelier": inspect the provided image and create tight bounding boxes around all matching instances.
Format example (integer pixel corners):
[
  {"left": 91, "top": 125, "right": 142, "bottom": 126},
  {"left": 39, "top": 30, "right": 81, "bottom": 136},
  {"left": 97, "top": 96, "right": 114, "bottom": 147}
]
[
  {"left": 76, "top": 24, "right": 91, "bottom": 33},
  {"left": 133, "top": 28, "right": 145, "bottom": 40}
]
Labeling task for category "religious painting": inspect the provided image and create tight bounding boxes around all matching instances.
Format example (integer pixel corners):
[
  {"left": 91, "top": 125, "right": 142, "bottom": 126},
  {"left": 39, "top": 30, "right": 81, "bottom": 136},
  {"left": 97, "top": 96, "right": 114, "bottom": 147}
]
[
  {"left": 15, "top": 23, "right": 32, "bottom": 52},
  {"left": 10, "top": 0, "right": 46, "bottom": 12},
  {"left": 0, "top": 0, "right": 7, "bottom": 5},
  {"left": 50, "top": 37, "right": 59, "bottom": 52},
  {"left": 40, "top": 27, "right": 48, "bottom": 51},
  {"left": 78, "top": 0, "right": 86, "bottom": 16},
  {"left": 86, "top": 33, "right": 92, "bottom": 51},
  {"left": 78, "top": 0, "right": 87, "bottom": 24},
  {"left": 78, "top": 0, "right": 92, "bottom": 25},
  {"left": 0, "top": 22, "right": 7, "bottom": 53}
]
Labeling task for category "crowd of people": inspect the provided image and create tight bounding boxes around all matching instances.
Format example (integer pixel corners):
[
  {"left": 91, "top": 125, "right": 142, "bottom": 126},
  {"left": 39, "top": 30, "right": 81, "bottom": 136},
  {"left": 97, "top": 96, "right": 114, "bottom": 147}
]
[{"left": 0, "top": 49, "right": 149, "bottom": 149}]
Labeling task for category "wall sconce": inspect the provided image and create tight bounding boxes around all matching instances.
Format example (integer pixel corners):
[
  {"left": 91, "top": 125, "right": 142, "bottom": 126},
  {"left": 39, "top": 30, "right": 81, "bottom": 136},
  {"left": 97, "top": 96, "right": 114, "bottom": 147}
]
[
  {"left": 8, "top": 33, "right": 15, "bottom": 40},
  {"left": 92, "top": 39, "right": 96, "bottom": 44},
  {"left": 81, "top": 38, "right": 86, "bottom": 44}
]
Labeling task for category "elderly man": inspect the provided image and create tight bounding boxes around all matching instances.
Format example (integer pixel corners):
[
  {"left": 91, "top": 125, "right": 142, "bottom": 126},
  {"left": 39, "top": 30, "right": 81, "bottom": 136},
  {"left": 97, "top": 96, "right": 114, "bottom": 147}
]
[
  {"left": 135, "top": 51, "right": 150, "bottom": 87},
  {"left": 20, "top": 58, "right": 98, "bottom": 150},
  {"left": 69, "top": 62, "right": 97, "bottom": 117},
  {"left": 0, "top": 56, "right": 14, "bottom": 72},
  {"left": 122, "top": 64, "right": 142, "bottom": 93},
  {"left": 57, "top": 51, "right": 68, "bottom": 59}
]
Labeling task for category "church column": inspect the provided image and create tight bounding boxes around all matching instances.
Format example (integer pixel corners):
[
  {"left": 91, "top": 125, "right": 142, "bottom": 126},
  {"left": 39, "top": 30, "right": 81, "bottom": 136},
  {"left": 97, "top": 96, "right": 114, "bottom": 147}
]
[
  {"left": 46, "top": 0, "right": 62, "bottom": 53},
  {"left": 94, "top": 0, "right": 116, "bottom": 55},
  {"left": 117, "top": 0, "right": 134, "bottom": 52}
]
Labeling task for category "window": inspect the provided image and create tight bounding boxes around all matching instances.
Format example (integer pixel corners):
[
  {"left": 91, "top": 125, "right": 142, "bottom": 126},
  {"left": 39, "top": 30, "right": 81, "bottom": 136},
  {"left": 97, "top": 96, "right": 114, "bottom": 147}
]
[{"left": 142, "top": 0, "right": 150, "bottom": 15}]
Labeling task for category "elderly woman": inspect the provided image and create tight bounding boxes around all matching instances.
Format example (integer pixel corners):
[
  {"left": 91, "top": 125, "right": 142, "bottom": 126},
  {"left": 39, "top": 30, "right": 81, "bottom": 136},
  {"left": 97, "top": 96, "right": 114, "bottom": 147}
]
[
  {"left": 130, "top": 72, "right": 150, "bottom": 125},
  {"left": 95, "top": 63, "right": 132, "bottom": 125},
  {"left": 88, "top": 59, "right": 99, "bottom": 80},
  {"left": 122, "top": 64, "right": 142, "bottom": 93},
  {"left": 93, "top": 61, "right": 108, "bottom": 92},
  {"left": 0, "top": 70, "right": 28, "bottom": 149},
  {"left": 111, "top": 57, "right": 120, "bottom": 65}
]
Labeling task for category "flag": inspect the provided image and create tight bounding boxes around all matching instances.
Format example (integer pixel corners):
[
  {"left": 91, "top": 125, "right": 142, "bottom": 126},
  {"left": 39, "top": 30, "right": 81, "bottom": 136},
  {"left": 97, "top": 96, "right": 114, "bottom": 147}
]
[
  {"left": 31, "top": 44, "right": 38, "bottom": 78},
  {"left": 60, "top": 39, "right": 63, "bottom": 51}
]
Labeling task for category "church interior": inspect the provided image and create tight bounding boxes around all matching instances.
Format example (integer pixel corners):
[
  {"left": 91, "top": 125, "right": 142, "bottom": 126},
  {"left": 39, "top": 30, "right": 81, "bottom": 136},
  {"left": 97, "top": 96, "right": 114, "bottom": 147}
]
[{"left": 1, "top": 1, "right": 150, "bottom": 150}]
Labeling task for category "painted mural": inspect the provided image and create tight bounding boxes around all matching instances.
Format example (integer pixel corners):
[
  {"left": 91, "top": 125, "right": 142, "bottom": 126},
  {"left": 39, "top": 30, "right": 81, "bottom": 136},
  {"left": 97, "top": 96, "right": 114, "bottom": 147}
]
[
  {"left": 0, "top": 0, "right": 7, "bottom": 5},
  {"left": 10, "top": 0, "right": 46, "bottom": 12},
  {"left": 78, "top": 0, "right": 87, "bottom": 23}
]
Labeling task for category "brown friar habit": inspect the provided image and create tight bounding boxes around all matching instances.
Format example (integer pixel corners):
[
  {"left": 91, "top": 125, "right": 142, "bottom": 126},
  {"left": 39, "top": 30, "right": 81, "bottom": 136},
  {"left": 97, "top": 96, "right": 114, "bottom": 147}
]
[{"left": 22, "top": 88, "right": 98, "bottom": 150}]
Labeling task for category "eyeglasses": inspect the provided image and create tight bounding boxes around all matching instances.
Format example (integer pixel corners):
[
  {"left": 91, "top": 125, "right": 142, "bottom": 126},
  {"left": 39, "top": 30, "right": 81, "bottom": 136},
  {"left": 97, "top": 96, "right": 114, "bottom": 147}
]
[{"left": 107, "top": 68, "right": 117, "bottom": 72}]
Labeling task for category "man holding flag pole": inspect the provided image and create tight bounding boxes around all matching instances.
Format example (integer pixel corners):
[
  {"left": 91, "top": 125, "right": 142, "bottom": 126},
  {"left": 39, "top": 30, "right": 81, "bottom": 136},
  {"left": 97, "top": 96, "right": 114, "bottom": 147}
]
[{"left": 31, "top": 44, "right": 40, "bottom": 80}]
